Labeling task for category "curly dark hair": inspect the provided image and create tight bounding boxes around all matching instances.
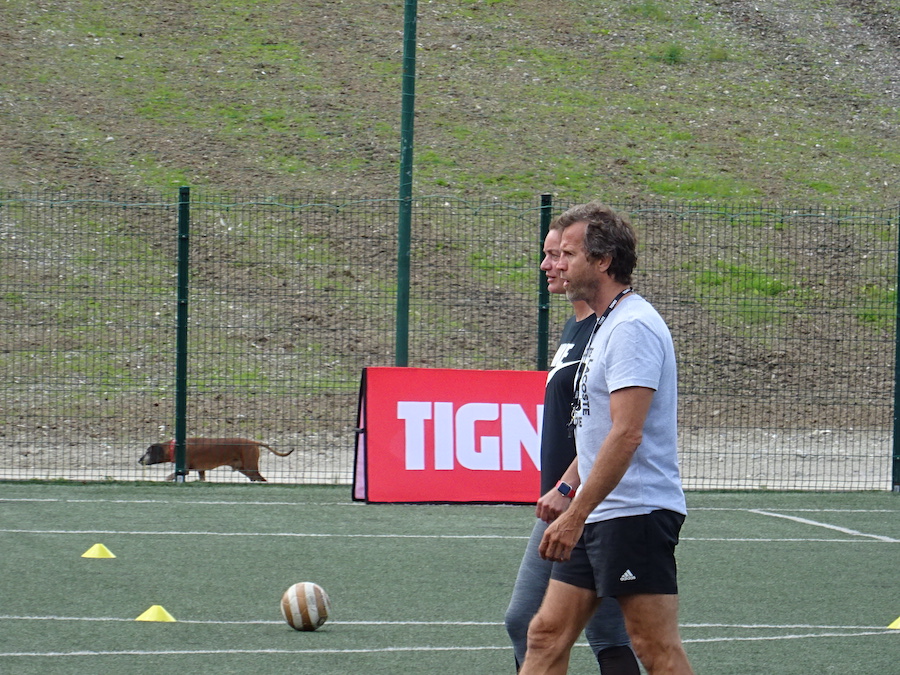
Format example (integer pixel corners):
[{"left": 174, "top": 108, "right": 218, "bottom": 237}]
[{"left": 551, "top": 201, "right": 637, "bottom": 285}]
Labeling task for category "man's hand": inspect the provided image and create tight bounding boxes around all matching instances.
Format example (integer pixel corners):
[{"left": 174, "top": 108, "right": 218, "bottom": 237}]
[
  {"left": 538, "top": 510, "right": 585, "bottom": 562},
  {"left": 535, "top": 488, "right": 571, "bottom": 523}
]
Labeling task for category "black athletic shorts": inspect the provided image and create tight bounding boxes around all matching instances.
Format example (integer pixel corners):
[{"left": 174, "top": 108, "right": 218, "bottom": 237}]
[{"left": 550, "top": 509, "right": 685, "bottom": 597}]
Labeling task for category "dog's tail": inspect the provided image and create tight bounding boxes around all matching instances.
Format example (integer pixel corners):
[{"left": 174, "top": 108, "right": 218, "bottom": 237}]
[{"left": 259, "top": 443, "right": 295, "bottom": 457}]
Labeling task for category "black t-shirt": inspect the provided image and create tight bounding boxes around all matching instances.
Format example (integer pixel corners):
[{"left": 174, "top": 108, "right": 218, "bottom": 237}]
[{"left": 539, "top": 313, "right": 597, "bottom": 495}]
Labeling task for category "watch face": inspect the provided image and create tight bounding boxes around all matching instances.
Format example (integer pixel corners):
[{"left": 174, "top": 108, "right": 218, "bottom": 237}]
[{"left": 558, "top": 483, "right": 572, "bottom": 496}]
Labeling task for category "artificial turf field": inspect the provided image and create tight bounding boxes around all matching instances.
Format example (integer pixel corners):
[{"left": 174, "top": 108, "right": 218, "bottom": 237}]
[{"left": 1, "top": 482, "right": 898, "bottom": 674}]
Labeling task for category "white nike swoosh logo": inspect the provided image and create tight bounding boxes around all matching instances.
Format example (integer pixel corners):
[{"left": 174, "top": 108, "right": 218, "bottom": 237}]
[{"left": 546, "top": 359, "right": 580, "bottom": 384}]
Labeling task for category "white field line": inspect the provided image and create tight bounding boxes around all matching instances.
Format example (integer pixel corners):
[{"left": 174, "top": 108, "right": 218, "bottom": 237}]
[
  {"left": 0, "top": 616, "right": 896, "bottom": 658},
  {"left": 681, "top": 537, "right": 893, "bottom": 543},
  {"left": 0, "top": 527, "right": 895, "bottom": 543},
  {"left": 690, "top": 507, "right": 899, "bottom": 513},
  {"left": 2, "top": 498, "right": 897, "bottom": 514},
  {"left": 0, "top": 633, "right": 896, "bottom": 658},
  {"left": 680, "top": 630, "right": 898, "bottom": 644},
  {"left": 0, "top": 528, "right": 526, "bottom": 540},
  {"left": 1, "top": 615, "right": 496, "bottom": 625},
  {"left": 0, "top": 647, "right": 507, "bottom": 657},
  {"left": 0, "top": 497, "right": 519, "bottom": 507},
  {"left": 747, "top": 509, "right": 899, "bottom": 542},
  {"left": 0, "top": 498, "right": 375, "bottom": 507},
  {"left": 0, "top": 615, "right": 894, "bottom": 631},
  {"left": 2, "top": 500, "right": 896, "bottom": 543}
]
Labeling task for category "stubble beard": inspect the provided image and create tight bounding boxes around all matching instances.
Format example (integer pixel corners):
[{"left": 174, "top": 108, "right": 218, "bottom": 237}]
[{"left": 564, "top": 277, "right": 595, "bottom": 304}]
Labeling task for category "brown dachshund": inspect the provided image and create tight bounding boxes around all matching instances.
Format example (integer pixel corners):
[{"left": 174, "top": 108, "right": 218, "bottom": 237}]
[{"left": 138, "top": 437, "right": 294, "bottom": 482}]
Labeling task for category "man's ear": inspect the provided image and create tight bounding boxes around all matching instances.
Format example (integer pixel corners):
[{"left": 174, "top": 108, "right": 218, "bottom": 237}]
[{"left": 594, "top": 254, "right": 612, "bottom": 274}]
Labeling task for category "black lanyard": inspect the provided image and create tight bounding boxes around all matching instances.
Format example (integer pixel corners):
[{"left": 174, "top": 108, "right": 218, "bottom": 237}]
[{"left": 568, "top": 287, "right": 633, "bottom": 433}]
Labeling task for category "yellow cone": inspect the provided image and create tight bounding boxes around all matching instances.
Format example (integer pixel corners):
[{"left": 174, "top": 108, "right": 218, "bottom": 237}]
[
  {"left": 135, "top": 605, "right": 177, "bottom": 622},
  {"left": 81, "top": 543, "right": 116, "bottom": 559},
  {"left": 888, "top": 616, "right": 900, "bottom": 630}
]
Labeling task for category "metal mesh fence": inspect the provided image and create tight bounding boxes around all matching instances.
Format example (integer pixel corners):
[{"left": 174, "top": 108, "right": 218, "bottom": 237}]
[
  {"left": 629, "top": 203, "right": 897, "bottom": 490},
  {"left": 1, "top": 194, "right": 177, "bottom": 479},
  {"left": 1, "top": 193, "right": 897, "bottom": 489}
]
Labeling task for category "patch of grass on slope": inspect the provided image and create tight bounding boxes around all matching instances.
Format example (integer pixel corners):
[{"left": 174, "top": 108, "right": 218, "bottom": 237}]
[{"left": 0, "top": 0, "right": 896, "bottom": 204}]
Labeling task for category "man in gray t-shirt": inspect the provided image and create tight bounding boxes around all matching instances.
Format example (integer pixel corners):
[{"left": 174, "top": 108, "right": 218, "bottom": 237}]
[
  {"left": 574, "top": 293, "right": 686, "bottom": 523},
  {"left": 520, "top": 201, "right": 693, "bottom": 675},
  {"left": 504, "top": 227, "right": 637, "bottom": 674}
]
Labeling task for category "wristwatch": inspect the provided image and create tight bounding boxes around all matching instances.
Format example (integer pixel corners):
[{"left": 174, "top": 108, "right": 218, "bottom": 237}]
[{"left": 555, "top": 480, "right": 576, "bottom": 499}]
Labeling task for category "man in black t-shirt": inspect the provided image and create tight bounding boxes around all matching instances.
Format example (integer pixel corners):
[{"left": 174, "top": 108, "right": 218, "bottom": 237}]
[{"left": 504, "top": 228, "right": 638, "bottom": 673}]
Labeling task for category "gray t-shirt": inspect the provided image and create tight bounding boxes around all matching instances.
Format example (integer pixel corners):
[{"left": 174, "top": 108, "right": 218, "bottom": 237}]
[{"left": 573, "top": 293, "right": 686, "bottom": 523}]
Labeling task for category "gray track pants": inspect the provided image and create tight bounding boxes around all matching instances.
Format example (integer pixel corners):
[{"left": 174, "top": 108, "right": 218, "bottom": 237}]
[{"left": 504, "top": 518, "right": 631, "bottom": 667}]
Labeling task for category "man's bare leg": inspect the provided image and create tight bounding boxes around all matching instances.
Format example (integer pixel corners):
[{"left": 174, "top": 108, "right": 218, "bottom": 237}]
[
  {"left": 618, "top": 594, "right": 693, "bottom": 675},
  {"left": 520, "top": 579, "right": 601, "bottom": 675}
]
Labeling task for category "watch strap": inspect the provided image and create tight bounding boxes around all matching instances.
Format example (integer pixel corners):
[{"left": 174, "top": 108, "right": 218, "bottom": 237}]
[{"left": 555, "top": 480, "right": 576, "bottom": 498}]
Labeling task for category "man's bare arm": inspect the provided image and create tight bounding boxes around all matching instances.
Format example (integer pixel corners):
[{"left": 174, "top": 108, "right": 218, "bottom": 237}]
[{"left": 538, "top": 386, "right": 655, "bottom": 562}]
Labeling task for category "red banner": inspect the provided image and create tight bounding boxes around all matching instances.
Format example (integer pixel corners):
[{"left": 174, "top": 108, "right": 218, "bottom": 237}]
[{"left": 353, "top": 367, "right": 546, "bottom": 503}]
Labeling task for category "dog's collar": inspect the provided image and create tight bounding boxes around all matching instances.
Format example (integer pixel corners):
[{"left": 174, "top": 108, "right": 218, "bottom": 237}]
[{"left": 167, "top": 439, "right": 176, "bottom": 462}]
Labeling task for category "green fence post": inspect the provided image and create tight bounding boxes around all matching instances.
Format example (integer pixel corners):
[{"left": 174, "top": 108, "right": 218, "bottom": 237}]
[
  {"left": 537, "top": 193, "right": 553, "bottom": 371},
  {"left": 894, "top": 203, "right": 900, "bottom": 492},
  {"left": 395, "top": 0, "right": 418, "bottom": 367},
  {"left": 174, "top": 186, "right": 191, "bottom": 482}
]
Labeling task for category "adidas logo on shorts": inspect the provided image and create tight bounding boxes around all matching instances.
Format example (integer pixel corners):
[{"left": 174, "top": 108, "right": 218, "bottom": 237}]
[{"left": 619, "top": 569, "right": 637, "bottom": 582}]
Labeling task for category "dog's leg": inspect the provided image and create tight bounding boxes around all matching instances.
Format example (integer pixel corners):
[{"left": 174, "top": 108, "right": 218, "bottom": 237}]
[
  {"left": 198, "top": 470, "right": 206, "bottom": 481},
  {"left": 239, "top": 469, "right": 266, "bottom": 482}
]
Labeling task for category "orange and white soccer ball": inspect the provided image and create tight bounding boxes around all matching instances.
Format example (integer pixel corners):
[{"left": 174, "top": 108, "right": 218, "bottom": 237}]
[{"left": 280, "top": 582, "right": 332, "bottom": 631}]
